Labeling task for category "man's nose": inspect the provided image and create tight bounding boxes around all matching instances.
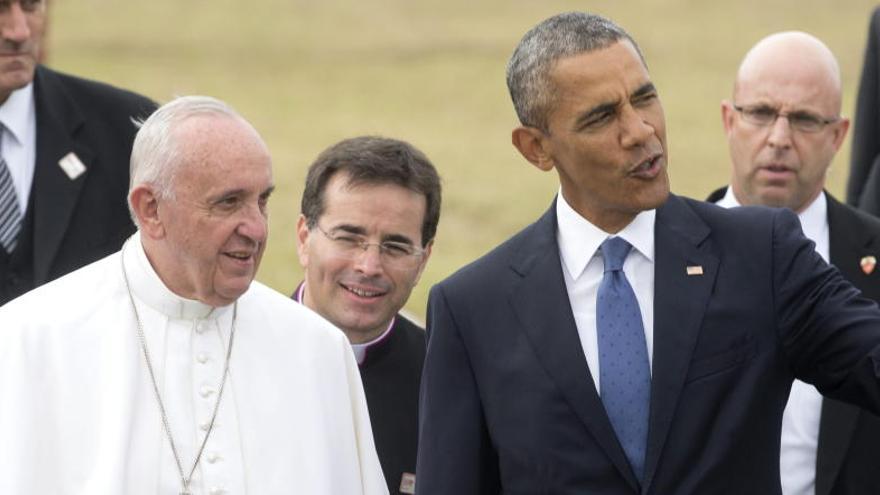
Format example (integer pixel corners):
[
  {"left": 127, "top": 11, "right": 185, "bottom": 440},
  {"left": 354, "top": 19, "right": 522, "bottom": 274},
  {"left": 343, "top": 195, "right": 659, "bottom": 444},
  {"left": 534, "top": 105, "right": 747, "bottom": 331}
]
[
  {"left": 352, "top": 243, "right": 384, "bottom": 276},
  {"left": 766, "top": 114, "right": 794, "bottom": 149},
  {"left": 620, "top": 105, "right": 654, "bottom": 148},
  {"left": 236, "top": 203, "right": 268, "bottom": 242},
  {"left": 1, "top": 3, "right": 33, "bottom": 45}
]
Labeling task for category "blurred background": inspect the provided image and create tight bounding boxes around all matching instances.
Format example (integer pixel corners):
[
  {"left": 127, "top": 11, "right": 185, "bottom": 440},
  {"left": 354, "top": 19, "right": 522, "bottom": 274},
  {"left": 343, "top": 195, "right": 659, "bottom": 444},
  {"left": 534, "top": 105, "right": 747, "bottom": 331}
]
[{"left": 47, "top": 0, "right": 879, "bottom": 320}]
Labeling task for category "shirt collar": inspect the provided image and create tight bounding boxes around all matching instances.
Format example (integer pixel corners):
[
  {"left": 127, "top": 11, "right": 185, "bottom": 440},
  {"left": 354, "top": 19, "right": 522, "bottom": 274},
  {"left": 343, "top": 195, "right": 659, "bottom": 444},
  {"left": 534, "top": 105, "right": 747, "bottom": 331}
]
[
  {"left": 295, "top": 280, "right": 396, "bottom": 365},
  {"left": 556, "top": 190, "right": 656, "bottom": 281},
  {"left": 122, "top": 232, "right": 231, "bottom": 320},
  {"left": 718, "top": 186, "right": 827, "bottom": 244},
  {"left": 0, "top": 83, "right": 34, "bottom": 146}
]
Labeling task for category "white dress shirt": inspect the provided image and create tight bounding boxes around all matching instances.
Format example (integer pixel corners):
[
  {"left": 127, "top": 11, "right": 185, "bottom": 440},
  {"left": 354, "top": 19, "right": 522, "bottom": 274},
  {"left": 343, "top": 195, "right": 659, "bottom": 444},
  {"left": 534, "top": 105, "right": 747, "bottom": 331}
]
[
  {"left": 0, "top": 83, "right": 36, "bottom": 211},
  {"left": 0, "top": 233, "right": 388, "bottom": 495},
  {"left": 556, "top": 192, "right": 656, "bottom": 394},
  {"left": 717, "top": 187, "right": 828, "bottom": 495}
]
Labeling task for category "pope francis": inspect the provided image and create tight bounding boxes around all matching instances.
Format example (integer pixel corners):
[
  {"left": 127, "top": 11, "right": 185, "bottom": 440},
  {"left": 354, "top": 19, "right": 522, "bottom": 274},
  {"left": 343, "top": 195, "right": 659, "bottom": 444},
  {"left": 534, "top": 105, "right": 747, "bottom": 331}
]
[{"left": 0, "top": 96, "right": 388, "bottom": 495}]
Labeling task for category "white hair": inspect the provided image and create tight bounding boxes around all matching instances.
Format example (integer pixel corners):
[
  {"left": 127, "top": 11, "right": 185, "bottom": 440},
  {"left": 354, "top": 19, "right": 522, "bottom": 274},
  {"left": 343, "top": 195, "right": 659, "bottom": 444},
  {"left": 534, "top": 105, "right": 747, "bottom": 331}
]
[{"left": 127, "top": 95, "right": 245, "bottom": 225}]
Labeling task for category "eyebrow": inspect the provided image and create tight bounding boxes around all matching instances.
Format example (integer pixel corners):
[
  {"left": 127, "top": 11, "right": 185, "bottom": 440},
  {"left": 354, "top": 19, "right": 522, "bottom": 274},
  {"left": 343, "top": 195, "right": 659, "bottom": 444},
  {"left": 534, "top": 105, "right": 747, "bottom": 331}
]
[
  {"left": 631, "top": 82, "right": 656, "bottom": 100},
  {"left": 573, "top": 82, "right": 657, "bottom": 131}
]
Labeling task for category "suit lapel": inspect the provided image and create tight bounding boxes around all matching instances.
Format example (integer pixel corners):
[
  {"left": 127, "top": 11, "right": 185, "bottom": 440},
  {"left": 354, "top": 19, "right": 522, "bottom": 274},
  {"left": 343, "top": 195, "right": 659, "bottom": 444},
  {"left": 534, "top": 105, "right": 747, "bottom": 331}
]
[
  {"left": 815, "top": 399, "right": 859, "bottom": 495},
  {"left": 30, "top": 66, "right": 93, "bottom": 283},
  {"left": 642, "top": 196, "right": 719, "bottom": 493},
  {"left": 508, "top": 203, "right": 640, "bottom": 492},
  {"left": 815, "top": 194, "right": 879, "bottom": 494}
]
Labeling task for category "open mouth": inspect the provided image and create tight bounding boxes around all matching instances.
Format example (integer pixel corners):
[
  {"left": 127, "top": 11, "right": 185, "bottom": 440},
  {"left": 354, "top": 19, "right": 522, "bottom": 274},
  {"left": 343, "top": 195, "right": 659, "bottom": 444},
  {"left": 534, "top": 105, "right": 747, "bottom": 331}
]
[
  {"left": 340, "top": 283, "right": 388, "bottom": 299},
  {"left": 630, "top": 153, "right": 663, "bottom": 178},
  {"left": 224, "top": 251, "right": 253, "bottom": 262}
]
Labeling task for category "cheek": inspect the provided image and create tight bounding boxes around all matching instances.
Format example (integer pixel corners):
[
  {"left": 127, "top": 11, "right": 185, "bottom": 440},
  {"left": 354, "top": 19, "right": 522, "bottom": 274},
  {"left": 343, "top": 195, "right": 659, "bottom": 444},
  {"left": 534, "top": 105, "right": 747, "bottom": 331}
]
[{"left": 310, "top": 255, "right": 349, "bottom": 289}]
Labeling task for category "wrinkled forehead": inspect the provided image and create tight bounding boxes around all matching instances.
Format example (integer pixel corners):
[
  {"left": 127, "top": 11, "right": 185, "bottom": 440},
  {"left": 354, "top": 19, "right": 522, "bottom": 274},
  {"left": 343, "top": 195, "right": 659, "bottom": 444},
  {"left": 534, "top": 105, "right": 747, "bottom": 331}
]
[{"left": 171, "top": 116, "right": 272, "bottom": 189}]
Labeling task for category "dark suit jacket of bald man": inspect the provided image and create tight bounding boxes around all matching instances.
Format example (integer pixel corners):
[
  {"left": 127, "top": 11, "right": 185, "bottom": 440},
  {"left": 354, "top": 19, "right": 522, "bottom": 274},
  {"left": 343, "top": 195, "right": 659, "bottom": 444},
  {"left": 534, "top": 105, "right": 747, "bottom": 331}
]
[
  {"left": 417, "top": 194, "right": 880, "bottom": 494},
  {"left": 0, "top": 65, "right": 156, "bottom": 304}
]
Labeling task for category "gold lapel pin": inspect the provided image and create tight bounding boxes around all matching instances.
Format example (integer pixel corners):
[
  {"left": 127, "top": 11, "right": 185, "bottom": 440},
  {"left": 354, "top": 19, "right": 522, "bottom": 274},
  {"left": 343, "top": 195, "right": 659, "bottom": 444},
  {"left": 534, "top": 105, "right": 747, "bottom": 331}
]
[
  {"left": 861, "top": 255, "right": 876, "bottom": 275},
  {"left": 686, "top": 265, "right": 704, "bottom": 276}
]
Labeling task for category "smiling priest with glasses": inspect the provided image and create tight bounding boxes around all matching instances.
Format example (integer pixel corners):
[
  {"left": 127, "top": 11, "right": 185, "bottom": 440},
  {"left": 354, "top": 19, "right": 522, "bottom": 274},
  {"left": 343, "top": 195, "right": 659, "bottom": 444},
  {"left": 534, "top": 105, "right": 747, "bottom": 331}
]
[{"left": 294, "top": 135, "right": 441, "bottom": 495}]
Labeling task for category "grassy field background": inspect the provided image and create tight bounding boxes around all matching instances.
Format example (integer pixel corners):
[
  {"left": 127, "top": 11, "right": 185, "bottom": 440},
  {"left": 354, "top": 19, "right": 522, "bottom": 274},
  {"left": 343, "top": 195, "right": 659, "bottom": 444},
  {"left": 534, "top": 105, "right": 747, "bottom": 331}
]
[{"left": 48, "top": 0, "right": 880, "bottom": 320}]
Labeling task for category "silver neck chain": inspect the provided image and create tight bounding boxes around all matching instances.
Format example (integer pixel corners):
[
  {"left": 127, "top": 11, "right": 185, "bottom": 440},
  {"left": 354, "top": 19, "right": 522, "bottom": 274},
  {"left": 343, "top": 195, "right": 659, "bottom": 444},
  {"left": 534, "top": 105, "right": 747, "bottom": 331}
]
[{"left": 120, "top": 248, "right": 237, "bottom": 495}]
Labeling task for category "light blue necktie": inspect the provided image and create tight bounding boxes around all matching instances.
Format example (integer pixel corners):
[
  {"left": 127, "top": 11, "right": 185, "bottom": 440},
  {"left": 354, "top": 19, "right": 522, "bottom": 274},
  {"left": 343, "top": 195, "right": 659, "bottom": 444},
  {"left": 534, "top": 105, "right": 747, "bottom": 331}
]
[
  {"left": 0, "top": 126, "right": 21, "bottom": 254},
  {"left": 597, "top": 236, "right": 650, "bottom": 482}
]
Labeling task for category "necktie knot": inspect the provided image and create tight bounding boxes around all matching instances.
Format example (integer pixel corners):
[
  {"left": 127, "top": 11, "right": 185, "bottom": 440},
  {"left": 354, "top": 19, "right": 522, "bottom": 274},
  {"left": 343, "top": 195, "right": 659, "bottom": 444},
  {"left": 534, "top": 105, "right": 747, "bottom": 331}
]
[{"left": 601, "top": 236, "right": 632, "bottom": 273}]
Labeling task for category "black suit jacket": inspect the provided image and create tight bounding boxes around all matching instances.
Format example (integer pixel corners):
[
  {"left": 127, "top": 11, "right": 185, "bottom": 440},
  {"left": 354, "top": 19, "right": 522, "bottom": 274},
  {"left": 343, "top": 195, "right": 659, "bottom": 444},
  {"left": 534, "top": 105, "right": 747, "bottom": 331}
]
[
  {"left": 292, "top": 284, "right": 425, "bottom": 494},
  {"left": 417, "top": 194, "right": 880, "bottom": 494},
  {"left": 360, "top": 314, "right": 425, "bottom": 495},
  {"left": 847, "top": 6, "right": 880, "bottom": 215},
  {"left": 707, "top": 187, "right": 880, "bottom": 495},
  {"left": 0, "top": 66, "right": 156, "bottom": 304}
]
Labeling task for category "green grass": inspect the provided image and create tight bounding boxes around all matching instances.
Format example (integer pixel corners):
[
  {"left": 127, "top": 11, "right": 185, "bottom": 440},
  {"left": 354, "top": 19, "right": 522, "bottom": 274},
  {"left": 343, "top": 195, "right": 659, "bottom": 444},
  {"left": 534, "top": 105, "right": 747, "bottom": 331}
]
[{"left": 48, "top": 0, "right": 879, "bottom": 320}]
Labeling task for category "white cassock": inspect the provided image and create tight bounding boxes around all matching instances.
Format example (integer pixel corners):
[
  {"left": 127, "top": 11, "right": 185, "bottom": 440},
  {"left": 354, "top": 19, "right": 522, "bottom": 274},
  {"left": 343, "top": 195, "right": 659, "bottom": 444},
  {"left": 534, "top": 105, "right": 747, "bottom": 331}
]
[{"left": 0, "top": 233, "right": 388, "bottom": 495}]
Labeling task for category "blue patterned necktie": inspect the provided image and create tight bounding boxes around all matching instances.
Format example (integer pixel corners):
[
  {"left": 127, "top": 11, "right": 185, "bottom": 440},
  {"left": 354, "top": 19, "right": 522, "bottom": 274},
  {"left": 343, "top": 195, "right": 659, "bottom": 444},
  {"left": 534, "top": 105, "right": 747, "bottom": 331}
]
[
  {"left": 0, "top": 126, "right": 21, "bottom": 254},
  {"left": 597, "top": 236, "right": 650, "bottom": 482}
]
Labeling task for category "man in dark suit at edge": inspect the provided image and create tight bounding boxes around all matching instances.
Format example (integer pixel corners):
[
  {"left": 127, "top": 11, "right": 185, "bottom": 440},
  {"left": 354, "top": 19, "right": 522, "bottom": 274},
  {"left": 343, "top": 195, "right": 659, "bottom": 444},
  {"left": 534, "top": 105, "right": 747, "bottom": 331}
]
[
  {"left": 708, "top": 32, "right": 880, "bottom": 495},
  {"left": 846, "top": 6, "right": 880, "bottom": 216},
  {"left": 0, "top": 0, "right": 156, "bottom": 304},
  {"left": 417, "top": 12, "right": 880, "bottom": 494}
]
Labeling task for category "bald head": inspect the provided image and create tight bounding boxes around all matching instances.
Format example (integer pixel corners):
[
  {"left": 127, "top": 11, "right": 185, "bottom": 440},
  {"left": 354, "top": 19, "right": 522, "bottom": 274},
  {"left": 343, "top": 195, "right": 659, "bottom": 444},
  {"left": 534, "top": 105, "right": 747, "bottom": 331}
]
[
  {"left": 734, "top": 31, "right": 842, "bottom": 113},
  {"left": 722, "top": 31, "right": 849, "bottom": 213}
]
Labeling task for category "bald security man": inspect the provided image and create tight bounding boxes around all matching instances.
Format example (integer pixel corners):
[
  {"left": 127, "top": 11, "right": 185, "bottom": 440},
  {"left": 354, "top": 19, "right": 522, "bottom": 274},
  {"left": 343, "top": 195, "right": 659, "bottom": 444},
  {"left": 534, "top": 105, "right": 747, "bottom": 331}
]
[{"left": 708, "top": 32, "right": 880, "bottom": 495}]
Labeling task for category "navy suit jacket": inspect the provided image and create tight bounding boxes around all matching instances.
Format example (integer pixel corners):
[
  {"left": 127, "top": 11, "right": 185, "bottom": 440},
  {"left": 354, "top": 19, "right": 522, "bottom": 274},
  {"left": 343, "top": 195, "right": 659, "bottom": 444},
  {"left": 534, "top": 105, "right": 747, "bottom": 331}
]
[
  {"left": 706, "top": 188, "right": 880, "bottom": 495},
  {"left": 417, "top": 194, "right": 880, "bottom": 494}
]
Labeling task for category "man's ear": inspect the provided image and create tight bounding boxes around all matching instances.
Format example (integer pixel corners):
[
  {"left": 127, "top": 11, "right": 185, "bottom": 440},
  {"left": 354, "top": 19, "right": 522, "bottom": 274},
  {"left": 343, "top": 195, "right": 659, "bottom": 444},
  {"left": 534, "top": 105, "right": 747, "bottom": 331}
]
[
  {"left": 129, "top": 185, "right": 164, "bottom": 239},
  {"left": 830, "top": 117, "right": 850, "bottom": 152},
  {"left": 512, "top": 126, "right": 555, "bottom": 171},
  {"left": 296, "top": 214, "right": 311, "bottom": 267},
  {"left": 721, "top": 100, "right": 736, "bottom": 136},
  {"left": 411, "top": 239, "right": 433, "bottom": 288}
]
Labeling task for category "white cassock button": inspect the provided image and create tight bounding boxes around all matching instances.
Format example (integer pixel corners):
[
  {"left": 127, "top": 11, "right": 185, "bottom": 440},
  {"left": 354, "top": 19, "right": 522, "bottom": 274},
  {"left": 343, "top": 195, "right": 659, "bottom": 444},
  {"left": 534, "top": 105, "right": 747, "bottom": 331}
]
[
  {"left": 196, "top": 353, "right": 209, "bottom": 364},
  {"left": 206, "top": 452, "right": 221, "bottom": 464},
  {"left": 200, "top": 385, "right": 216, "bottom": 398},
  {"left": 197, "top": 322, "right": 210, "bottom": 334},
  {"left": 208, "top": 487, "right": 226, "bottom": 495},
  {"left": 200, "top": 420, "right": 220, "bottom": 431}
]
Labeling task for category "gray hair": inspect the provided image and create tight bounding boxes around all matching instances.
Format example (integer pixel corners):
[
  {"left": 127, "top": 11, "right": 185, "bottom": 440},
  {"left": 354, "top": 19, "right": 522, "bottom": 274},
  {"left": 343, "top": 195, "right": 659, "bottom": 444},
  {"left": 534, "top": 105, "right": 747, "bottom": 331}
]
[
  {"left": 128, "top": 95, "right": 245, "bottom": 224},
  {"left": 506, "top": 12, "right": 642, "bottom": 132}
]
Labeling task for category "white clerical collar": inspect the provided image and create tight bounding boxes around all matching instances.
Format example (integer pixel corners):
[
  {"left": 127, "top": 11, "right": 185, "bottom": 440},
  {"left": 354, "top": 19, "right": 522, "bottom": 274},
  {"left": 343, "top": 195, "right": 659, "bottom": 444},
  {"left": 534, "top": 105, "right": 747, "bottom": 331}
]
[
  {"left": 122, "top": 232, "right": 231, "bottom": 320},
  {"left": 718, "top": 186, "right": 827, "bottom": 253},
  {"left": 296, "top": 282, "right": 395, "bottom": 365},
  {"left": 0, "top": 82, "right": 33, "bottom": 145},
  {"left": 556, "top": 190, "right": 656, "bottom": 281}
]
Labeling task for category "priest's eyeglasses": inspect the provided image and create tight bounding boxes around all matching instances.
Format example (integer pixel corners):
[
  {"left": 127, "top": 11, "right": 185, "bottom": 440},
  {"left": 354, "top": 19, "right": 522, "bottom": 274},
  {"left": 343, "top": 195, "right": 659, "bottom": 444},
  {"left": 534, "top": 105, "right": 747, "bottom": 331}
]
[
  {"left": 732, "top": 103, "right": 840, "bottom": 133},
  {"left": 314, "top": 224, "right": 427, "bottom": 269}
]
